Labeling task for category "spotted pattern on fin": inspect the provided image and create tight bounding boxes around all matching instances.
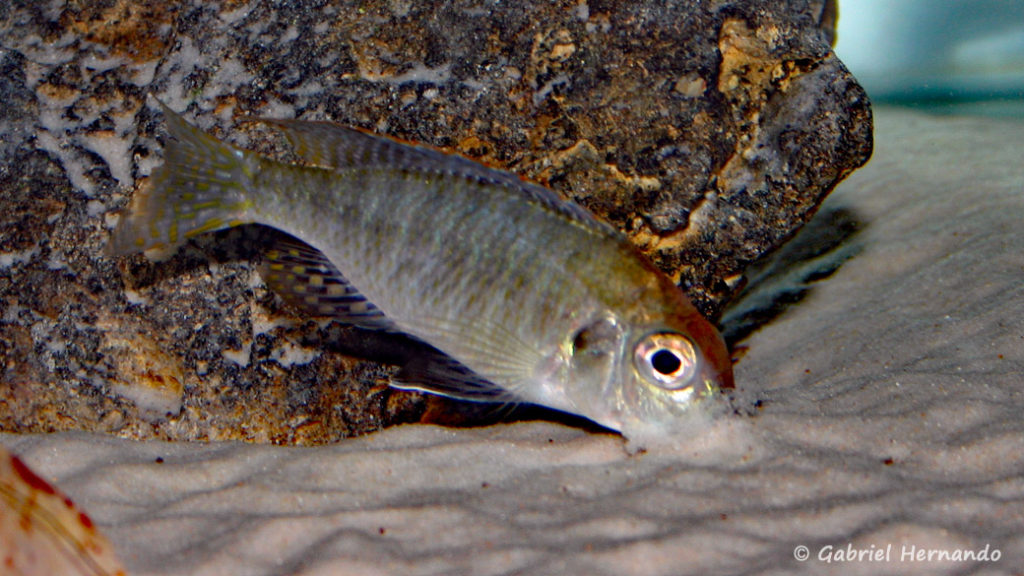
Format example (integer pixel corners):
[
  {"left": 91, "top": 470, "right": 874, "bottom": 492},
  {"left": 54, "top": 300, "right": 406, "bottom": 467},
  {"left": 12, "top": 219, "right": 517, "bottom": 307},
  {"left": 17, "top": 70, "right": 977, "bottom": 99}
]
[
  {"left": 260, "top": 235, "right": 395, "bottom": 331},
  {"left": 108, "top": 99, "right": 255, "bottom": 257}
]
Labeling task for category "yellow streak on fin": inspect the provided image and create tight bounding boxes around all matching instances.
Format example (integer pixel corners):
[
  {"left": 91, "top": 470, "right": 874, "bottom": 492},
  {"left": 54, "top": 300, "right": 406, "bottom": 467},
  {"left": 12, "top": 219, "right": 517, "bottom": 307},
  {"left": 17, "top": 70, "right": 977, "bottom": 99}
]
[
  {"left": 185, "top": 217, "right": 227, "bottom": 238},
  {"left": 108, "top": 98, "right": 257, "bottom": 257}
]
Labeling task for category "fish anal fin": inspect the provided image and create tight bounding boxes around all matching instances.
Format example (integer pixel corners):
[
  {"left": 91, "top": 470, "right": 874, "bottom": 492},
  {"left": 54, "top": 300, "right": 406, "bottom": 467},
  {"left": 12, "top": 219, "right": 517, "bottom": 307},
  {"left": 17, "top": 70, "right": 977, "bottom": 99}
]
[{"left": 259, "top": 235, "right": 395, "bottom": 331}]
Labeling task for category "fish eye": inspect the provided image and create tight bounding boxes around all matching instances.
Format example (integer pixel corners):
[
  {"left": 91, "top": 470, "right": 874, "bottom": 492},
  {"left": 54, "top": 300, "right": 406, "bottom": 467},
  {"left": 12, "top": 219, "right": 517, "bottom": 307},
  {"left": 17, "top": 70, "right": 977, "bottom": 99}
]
[
  {"left": 634, "top": 332, "right": 698, "bottom": 390},
  {"left": 650, "top": 349, "right": 682, "bottom": 375}
]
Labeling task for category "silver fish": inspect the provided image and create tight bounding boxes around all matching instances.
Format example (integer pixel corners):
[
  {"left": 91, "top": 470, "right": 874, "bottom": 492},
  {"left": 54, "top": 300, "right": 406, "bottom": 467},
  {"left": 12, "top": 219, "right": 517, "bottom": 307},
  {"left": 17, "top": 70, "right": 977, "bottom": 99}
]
[{"left": 110, "top": 100, "right": 733, "bottom": 440}]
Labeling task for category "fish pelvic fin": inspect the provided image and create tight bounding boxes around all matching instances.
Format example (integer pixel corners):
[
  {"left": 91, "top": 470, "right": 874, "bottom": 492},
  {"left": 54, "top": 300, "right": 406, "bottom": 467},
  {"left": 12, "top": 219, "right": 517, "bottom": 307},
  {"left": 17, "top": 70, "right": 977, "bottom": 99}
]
[
  {"left": 394, "top": 350, "right": 519, "bottom": 403},
  {"left": 108, "top": 99, "right": 257, "bottom": 257}
]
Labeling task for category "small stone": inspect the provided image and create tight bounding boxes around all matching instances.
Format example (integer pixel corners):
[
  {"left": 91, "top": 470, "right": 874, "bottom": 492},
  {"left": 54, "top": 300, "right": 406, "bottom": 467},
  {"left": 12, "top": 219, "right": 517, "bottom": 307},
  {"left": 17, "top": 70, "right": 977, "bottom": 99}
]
[
  {"left": 100, "top": 316, "right": 185, "bottom": 419},
  {"left": 674, "top": 73, "right": 707, "bottom": 98}
]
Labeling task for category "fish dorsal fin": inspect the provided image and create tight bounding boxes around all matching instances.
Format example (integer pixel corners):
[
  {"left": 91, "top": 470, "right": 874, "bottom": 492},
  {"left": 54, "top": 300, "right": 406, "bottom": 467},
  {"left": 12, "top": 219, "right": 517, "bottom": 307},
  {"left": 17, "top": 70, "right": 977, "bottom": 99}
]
[
  {"left": 394, "top": 348, "right": 517, "bottom": 402},
  {"left": 260, "top": 118, "right": 614, "bottom": 233},
  {"left": 259, "top": 235, "right": 395, "bottom": 331}
]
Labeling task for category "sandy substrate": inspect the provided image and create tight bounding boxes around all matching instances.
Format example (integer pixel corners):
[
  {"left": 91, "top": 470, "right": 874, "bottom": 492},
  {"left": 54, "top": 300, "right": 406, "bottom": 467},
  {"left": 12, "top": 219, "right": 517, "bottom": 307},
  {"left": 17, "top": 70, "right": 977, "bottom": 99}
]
[{"left": 3, "top": 107, "right": 1023, "bottom": 575}]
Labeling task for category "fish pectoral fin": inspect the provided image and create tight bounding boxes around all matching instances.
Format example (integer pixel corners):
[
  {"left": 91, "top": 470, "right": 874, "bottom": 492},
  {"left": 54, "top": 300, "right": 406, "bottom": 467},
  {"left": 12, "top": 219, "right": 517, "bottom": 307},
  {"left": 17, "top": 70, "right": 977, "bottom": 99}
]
[
  {"left": 259, "top": 234, "right": 396, "bottom": 331},
  {"left": 394, "top": 349, "right": 517, "bottom": 403},
  {"left": 398, "top": 314, "right": 546, "bottom": 402}
]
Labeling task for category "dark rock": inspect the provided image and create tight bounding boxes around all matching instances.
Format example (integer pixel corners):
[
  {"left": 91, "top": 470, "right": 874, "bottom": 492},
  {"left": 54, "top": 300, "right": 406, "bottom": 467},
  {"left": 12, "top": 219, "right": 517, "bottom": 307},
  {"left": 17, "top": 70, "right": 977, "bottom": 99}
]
[{"left": 0, "top": 0, "right": 870, "bottom": 443}]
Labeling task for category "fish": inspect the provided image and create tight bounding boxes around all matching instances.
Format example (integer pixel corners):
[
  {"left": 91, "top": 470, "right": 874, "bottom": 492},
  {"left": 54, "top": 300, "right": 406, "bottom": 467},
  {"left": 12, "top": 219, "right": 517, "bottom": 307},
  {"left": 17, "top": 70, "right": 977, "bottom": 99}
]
[{"left": 109, "top": 99, "right": 734, "bottom": 442}]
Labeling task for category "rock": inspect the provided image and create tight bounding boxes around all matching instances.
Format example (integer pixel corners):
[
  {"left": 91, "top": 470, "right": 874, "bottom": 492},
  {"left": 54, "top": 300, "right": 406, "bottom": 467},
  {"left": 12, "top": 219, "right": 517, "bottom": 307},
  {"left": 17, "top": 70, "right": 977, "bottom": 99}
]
[{"left": 0, "top": 0, "right": 870, "bottom": 442}]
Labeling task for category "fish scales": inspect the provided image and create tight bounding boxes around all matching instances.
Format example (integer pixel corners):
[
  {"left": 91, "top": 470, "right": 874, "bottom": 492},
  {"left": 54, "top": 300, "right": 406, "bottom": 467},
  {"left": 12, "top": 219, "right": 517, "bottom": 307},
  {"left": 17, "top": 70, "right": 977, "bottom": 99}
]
[
  {"left": 267, "top": 164, "right": 599, "bottom": 356},
  {"left": 257, "top": 160, "right": 582, "bottom": 326},
  {"left": 111, "top": 100, "right": 733, "bottom": 443}
]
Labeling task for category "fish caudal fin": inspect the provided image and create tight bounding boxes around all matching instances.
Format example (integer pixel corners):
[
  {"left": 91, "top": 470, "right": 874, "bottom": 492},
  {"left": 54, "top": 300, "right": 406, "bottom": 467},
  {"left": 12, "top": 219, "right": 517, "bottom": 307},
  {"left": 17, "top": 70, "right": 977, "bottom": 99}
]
[{"left": 108, "top": 99, "right": 256, "bottom": 257}]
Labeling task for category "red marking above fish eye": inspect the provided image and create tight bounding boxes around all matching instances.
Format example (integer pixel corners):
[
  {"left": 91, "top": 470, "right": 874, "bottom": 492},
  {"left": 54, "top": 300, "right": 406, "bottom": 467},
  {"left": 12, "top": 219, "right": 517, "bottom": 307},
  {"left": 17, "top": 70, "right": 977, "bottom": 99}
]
[{"left": 10, "top": 454, "right": 57, "bottom": 496}]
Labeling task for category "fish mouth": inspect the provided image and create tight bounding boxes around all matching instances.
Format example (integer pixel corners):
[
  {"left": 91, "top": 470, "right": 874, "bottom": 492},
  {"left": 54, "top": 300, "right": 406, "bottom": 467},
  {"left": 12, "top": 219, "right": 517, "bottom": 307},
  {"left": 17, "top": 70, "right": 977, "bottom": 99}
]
[
  {"left": 592, "top": 371, "right": 719, "bottom": 437},
  {"left": 616, "top": 376, "right": 724, "bottom": 441}
]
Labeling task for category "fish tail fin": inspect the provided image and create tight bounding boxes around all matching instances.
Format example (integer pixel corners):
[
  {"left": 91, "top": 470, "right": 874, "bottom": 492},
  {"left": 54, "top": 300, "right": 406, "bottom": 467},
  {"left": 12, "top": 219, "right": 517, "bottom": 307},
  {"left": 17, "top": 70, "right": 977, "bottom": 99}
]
[{"left": 108, "top": 99, "right": 257, "bottom": 257}]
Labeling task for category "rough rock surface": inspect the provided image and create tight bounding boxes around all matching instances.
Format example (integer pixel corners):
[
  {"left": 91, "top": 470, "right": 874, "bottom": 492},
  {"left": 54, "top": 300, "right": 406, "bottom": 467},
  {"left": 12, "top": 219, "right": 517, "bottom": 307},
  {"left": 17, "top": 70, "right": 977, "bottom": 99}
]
[{"left": 0, "top": 0, "right": 870, "bottom": 442}]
